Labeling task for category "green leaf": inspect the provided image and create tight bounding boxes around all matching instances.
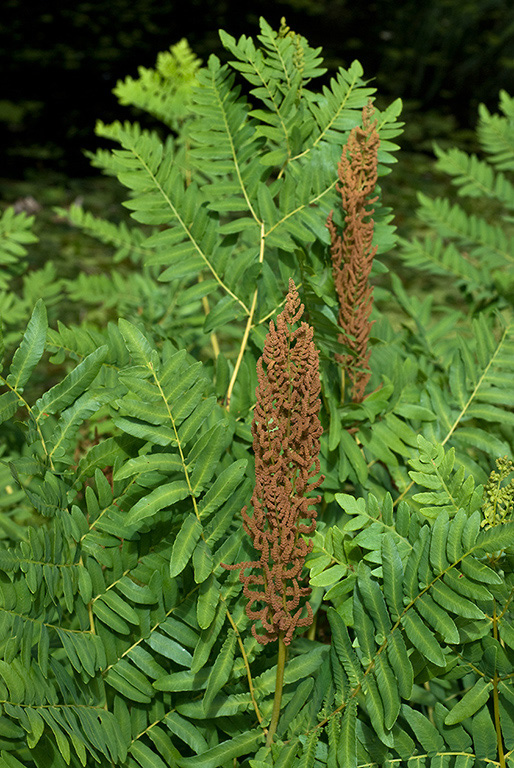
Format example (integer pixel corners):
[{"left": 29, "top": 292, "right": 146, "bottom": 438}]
[
  {"left": 191, "top": 601, "right": 226, "bottom": 674},
  {"left": 277, "top": 678, "right": 314, "bottom": 737},
  {"left": 476, "top": 521, "right": 514, "bottom": 552},
  {"left": 119, "top": 318, "right": 154, "bottom": 365},
  {"left": 430, "top": 511, "right": 450, "bottom": 573},
  {"left": 386, "top": 628, "right": 413, "bottom": 699},
  {"left": 339, "top": 700, "right": 357, "bottom": 768},
  {"left": 170, "top": 513, "right": 203, "bottom": 577},
  {"left": 99, "top": 590, "right": 140, "bottom": 625},
  {"left": 309, "top": 563, "right": 347, "bottom": 587},
  {"left": 358, "top": 564, "right": 392, "bottom": 638},
  {"left": 402, "top": 610, "right": 445, "bottom": 667},
  {"left": 197, "top": 574, "right": 220, "bottom": 630},
  {"left": 153, "top": 668, "right": 209, "bottom": 692},
  {"left": 431, "top": 580, "right": 485, "bottom": 619},
  {"left": 199, "top": 459, "right": 247, "bottom": 518},
  {"left": 204, "top": 629, "right": 236, "bottom": 710},
  {"left": 472, "top": 703, "right": 497, "bottom": 760},
  {"left": 105, "top": 667, "right": 153, "bottom": 704},
  {"left": 327, "top": 607, "right": 361, "bottom": 686},
  {"left": 7, "top": 300, "right": 47, "bottom": 391},
  {"left": 445, "top": 678, "right": 492, "bottom": 725},
  {"left": 193, "top": 539, "right": 214, "bottom": 583},
  {"left": 145, "top": 632, "right": 193, "bottom": 666},
  {"left": 203, "top": 296, "right": 242, "bottom": 334},
  {"left": 0, "top": 391, "right": 18, "bottom": 424},
  {"left": 375, "top": 653, "right": 401, "bottom": 730},
  {"left": 164, "top": 712, "right": 209, "bottom": 755},
  {"left": 272, "top": 740, "right": 300, "bottom": 768},
  {"left": 298, "top": 729, "right": 319, "bottom": 768},
  {"left": 177, "top": 729, "right": 263, "bottom": 768},
  {"left": 401, "top": 705, "right": 445, "bottom": 754},
  {"left": 190, "top": 423, "right": 227, "bottom": 494},
  {"left": 33, "top": 345, "right": 108, "bottom": 417},
  {"left": 0, "top": 751, "right": 27, "bottom": 768},
  {"left": 381, "top": 534, "right": 404, "bottom": 620},
  {"left": 92, "top": 598, "right": 130, "bottom": 634},
  {"left": 461, "top": 555, "right": 502, "bottom": 584},
  {"left": 363, "top": 672, "right": 394, "bottom": 747},
  {"left": 130, "top": 741, "right": 169, "bottom": 768},
  {"left": 0, "top": 661, "right": 24, "bottom": 701},
  {"left": 39, "top": 711, "right": 70, "bottom": 764},
  {"left": 416, "top": 593, "right": 460, "bottom": 644},
  {"left": 126, "top": 481, "right": 190, "bottom": 526},
  {"left": 114, "top": 453, "right": 183, "bottom": 480},
  {"left": 339, "top": 429, "right": 368, "bottom": 485}
]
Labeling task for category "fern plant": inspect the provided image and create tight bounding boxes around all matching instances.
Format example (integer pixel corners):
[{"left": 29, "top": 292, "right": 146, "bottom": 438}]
[
  {"left": 397, "top": 90, "right": 514, "bottom": 310},
  {"left": 0, "top": 17, "right": 513, "bottom": 768}
]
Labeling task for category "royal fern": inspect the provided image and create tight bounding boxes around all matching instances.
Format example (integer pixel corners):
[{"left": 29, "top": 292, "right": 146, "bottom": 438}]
[{"left": 0, "top": 17, "right": 512, "bottom": 768}]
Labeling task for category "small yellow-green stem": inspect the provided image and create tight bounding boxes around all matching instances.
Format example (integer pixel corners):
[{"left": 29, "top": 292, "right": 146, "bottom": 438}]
[
  {"left": 225, "top": 223, "right": 265, "bottom": 409},
  {"left": 198, "top": 274, "right": 220, "bottom": 359},
  {"left": 266, "top": 632, "right": 287, "bottom": 747},
  {"left": 222, "top": 599, "right": 264, "bottom": 726},
  {"left": 306, "top": 610, "right": 318, "bottom": 641}
]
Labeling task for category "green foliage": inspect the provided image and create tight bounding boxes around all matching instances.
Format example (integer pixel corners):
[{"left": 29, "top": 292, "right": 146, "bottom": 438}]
[
  {"left": 113, "top": 38, "right": 202, "bottom": 131},
  {"left": 0, "top": 17, "right": 513, "bottom": 768},
  {"left": 397, "top": 91, "right": 514, "bottom": 309},
  {"left": 0, "top": 207, "right": 38, "bottom": 290}
]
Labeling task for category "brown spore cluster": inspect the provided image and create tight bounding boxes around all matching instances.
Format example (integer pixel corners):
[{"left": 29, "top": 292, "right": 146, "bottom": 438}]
[
  {"left": 224, "top": 279, "right": 324, "bottom": 645},
  {"left": 327, "top": 101, "right": 380, "bottom": 402}
]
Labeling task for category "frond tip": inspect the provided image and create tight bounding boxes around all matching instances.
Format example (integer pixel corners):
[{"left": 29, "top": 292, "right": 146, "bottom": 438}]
[{"left": 223, "top": 279, "right": 324, "bottom": 645}]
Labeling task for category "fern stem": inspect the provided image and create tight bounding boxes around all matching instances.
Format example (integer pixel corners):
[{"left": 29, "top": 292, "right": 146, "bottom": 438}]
[
  {"left": 222, "top": 599, "right": 264, "bottom": 725},
  {"left": 151, "top": 367, "right": 201, "bottom": 521},
  {"left": 225, "top": 223, "right": 265, "bottom": 409},
  {"left": 306, "top": 609, "right": 318, "bottom": 641},
  {"left": 198, "top": 273, "right": 220, "bottom": 358},
  {"left": 266, "top": 632, "right": 286, "bottom": 747}
]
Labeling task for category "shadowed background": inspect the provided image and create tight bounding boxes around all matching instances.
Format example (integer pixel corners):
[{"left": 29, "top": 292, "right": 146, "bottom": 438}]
[{"left": 2, "top": 0, "right": 514, "bottom": 178}]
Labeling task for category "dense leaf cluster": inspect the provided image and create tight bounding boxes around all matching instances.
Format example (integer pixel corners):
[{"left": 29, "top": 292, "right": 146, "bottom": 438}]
[{"left": 0, "top": 18, "right": 513, "bottom": 768}]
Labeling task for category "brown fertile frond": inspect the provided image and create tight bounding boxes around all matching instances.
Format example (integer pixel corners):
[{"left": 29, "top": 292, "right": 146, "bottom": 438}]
[
  {"left": 222, "top": 279, "right": 324, "bottom": 645},
  {"left": 327, "top": 100, "right": 380, "bottom": 402}
]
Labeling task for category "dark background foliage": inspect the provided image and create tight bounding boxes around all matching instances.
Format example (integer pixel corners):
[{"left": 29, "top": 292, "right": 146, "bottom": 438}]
[{"left": 2, "top": 0, "right": 514, "bottom": 178}]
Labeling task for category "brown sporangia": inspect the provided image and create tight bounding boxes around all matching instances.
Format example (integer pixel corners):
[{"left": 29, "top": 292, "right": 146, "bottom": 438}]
[
  {"left": 327, "top": 100, "right": 380, "bottom": 402},
  {"left": 223, "top": 279, "right": 324, "bottom": 645}
]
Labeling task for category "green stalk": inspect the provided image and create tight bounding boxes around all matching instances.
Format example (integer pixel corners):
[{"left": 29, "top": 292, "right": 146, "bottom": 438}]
[{"left": 266, "top": 632, "right": 286, "bottom": 747}]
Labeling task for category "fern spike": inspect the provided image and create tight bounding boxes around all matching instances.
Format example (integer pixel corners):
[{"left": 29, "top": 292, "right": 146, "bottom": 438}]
[
  {"left": 223, "top": 279, "right": 324, "bottom": 646},
  {"left": 327, "top": 101, "right": 380, "bottom": 402}
]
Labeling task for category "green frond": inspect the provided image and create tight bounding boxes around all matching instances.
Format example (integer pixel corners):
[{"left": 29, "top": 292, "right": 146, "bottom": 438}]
[
  {"left": 408, "top": 436, "right": 478, "bottom": 518},
  {"left": 0, "top": 207, "right": 38, "bottom": 290},
  {"left": 5, "top": 300, "right": 47, "bottom": 394},
  {"left": 55, "top": 204, "right": 148, "bottom": 264},
  {"left": 113, "top": 38, "right": 202, "bottom": 130},
  {"left": 478, "top": 91, "right": 514, "bottom": 171},
  {"left": 397, "top": 233, "right": 490, "bottom": 290},
  {"left": 434, "top": 143, "right": 514, "bottom": 208}
]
